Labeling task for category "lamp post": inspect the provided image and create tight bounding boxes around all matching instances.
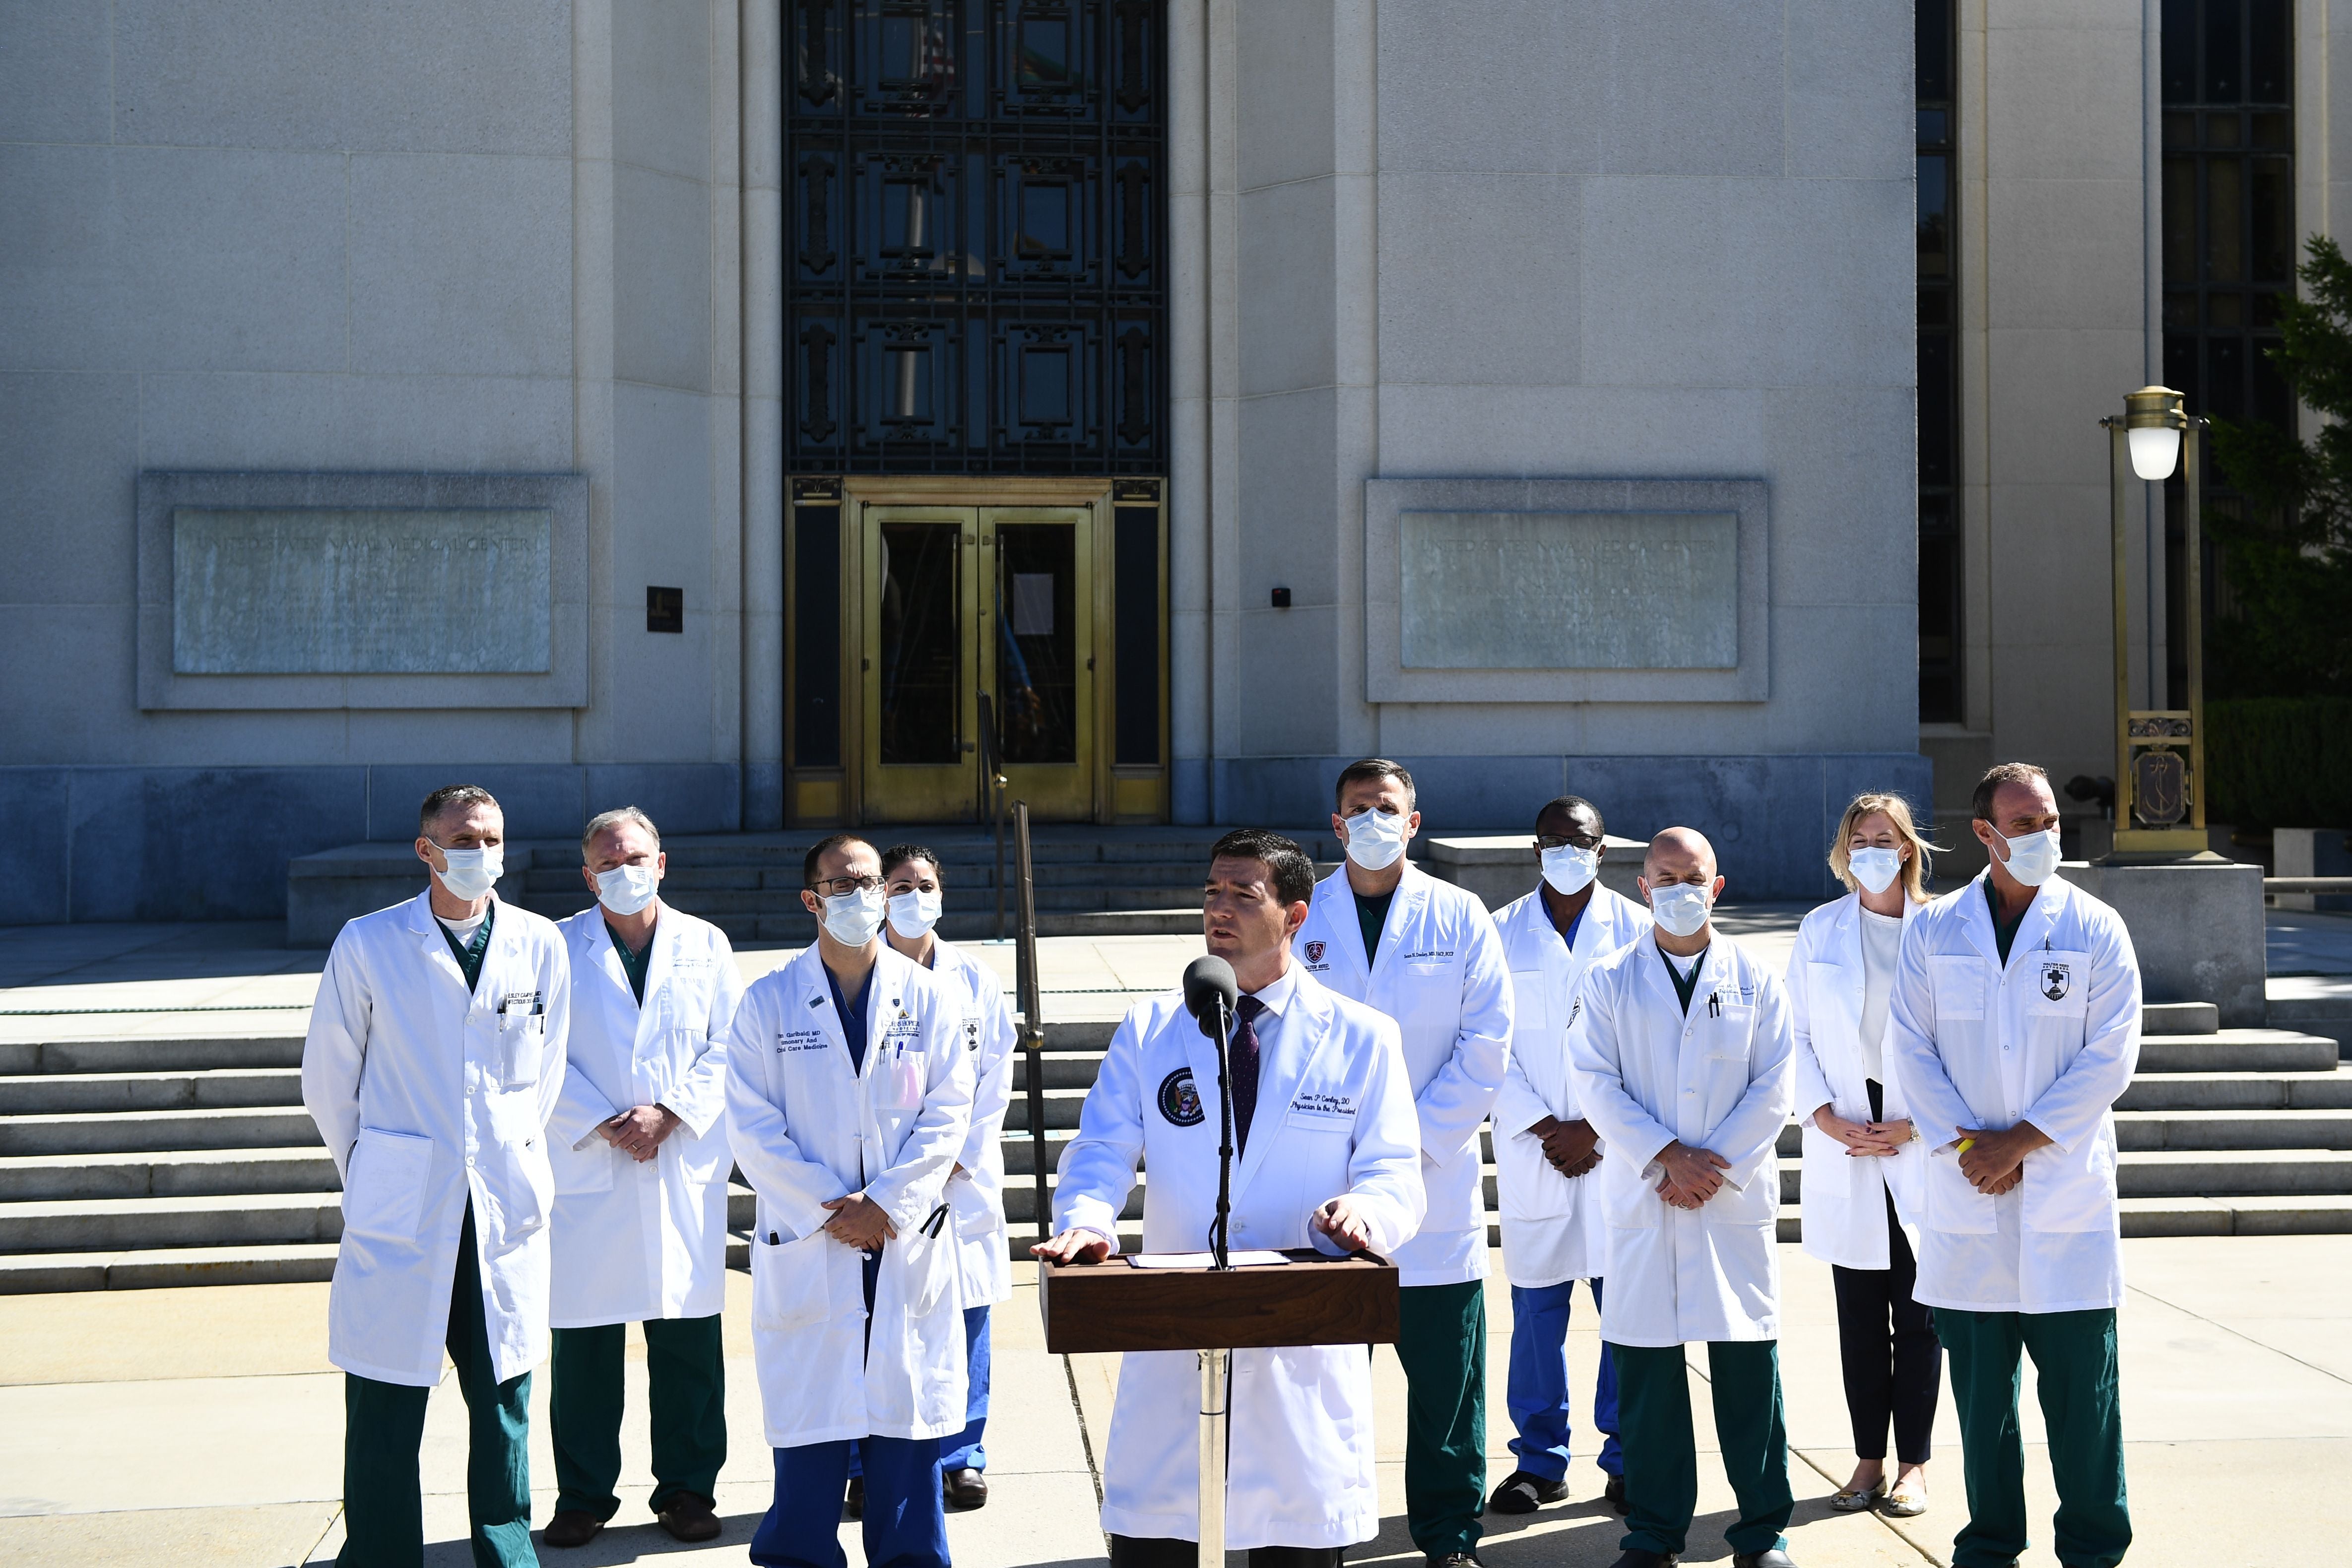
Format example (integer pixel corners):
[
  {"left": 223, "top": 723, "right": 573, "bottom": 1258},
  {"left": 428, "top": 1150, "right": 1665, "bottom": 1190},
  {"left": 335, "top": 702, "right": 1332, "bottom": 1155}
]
[{"left": 2099, "top": 385, "right": 2208, "bottom": 857}]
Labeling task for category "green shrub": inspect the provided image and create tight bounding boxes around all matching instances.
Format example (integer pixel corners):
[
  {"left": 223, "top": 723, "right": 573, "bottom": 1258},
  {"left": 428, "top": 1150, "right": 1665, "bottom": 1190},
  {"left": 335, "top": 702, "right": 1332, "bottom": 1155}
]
[{"left": 2204, "top": 698, "right": 2352, "bottom": 827}]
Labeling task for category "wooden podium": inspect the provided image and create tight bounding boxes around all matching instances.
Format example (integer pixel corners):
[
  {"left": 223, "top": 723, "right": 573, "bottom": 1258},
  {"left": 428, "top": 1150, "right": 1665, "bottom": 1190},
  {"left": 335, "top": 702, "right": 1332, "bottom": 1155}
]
[{"left": 1039, "top": 1249, "right": 1401, "bottom": 1568}]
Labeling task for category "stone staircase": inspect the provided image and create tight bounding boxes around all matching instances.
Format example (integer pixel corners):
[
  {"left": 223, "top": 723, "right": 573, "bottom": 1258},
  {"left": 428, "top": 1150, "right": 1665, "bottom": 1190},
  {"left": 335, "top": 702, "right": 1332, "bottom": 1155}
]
[{"left": 2, "top": 1002, "right": 2346, "bottom": 1292}]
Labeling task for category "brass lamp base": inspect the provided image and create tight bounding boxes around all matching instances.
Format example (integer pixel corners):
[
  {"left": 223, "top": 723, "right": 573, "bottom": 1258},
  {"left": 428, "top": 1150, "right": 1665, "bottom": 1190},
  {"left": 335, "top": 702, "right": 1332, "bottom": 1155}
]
[{"left": 2108, "top": 827, "right": 2211, "bottom": 856}]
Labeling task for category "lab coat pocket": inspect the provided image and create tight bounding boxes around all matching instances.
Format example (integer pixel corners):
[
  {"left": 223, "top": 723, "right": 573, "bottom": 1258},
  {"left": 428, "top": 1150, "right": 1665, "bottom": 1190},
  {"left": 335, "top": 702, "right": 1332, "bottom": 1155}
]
[
  {"left": 2024, "top": 950, "right": 2091, "bottom": 1018},
  {"left": 549, "top": 1128, "right": 617, "bottom": 1196},
  {"left": 1924, "top": 1144, "right": 1997, "bottom": 1234},
  {"left": 752, "top": 1230, "right": 841, "bottom": 1333},
  {"left": 1798, "top": 1122, "right": 1865, "bottom": 1220},
  {"left": 497, "top": 1010, "right": 546, "bottom": 1089},
  {"left": 1929, "top": 955, "right": 1989, "bottom": 1020},
  {"left": 342, "top": 1127, "right": 434, "bottom": 1245},
  {"left": 874, "top": 1052, "right": 924, "bottom": 1112},
  {"left": 902, "top": 1224, "right": 959, "bottom": 1319},
  {"left": 1495, "top": 1127, "right": 1572, "bottom": 1223},
  {"left": 1600, "top": 1156, "right": 1663, "bottom": 1230},
  {"left": 2021, "top": 1136, "right": 2117, "bottom": 1233}
]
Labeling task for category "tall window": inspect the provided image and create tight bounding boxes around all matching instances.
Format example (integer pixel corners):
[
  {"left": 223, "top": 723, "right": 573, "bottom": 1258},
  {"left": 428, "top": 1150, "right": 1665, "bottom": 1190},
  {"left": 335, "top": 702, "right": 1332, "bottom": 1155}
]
[
  {"left": 2161, "top": 0, "right": 2292, "bottom": 702},
  {"left": 1917, "top": 0, "right": 1961, "bottom": 724}
]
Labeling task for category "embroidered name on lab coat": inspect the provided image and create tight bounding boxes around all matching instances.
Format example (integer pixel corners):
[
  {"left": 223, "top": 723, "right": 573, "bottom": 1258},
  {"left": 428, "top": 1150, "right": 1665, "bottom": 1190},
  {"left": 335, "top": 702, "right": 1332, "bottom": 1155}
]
[
  {"left": 1287, "top": 1090, "right": 1356, "bottom": 1123},
  {"left": 1400, "top": 948, "right": 1454, "bottom": 964},
  {"left": 776, "top": 1028, "right": 829, "bottom": 1053}
]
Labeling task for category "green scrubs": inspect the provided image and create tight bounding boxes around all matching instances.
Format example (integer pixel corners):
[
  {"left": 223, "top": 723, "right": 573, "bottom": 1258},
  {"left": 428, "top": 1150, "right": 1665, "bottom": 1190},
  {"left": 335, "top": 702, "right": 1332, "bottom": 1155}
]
[
  {"left": 550, "top": 1315, "right": 727, "bottom": 1520},
  {"left": 1609, "top": 1340, "right": 1792, "bottom": 1560},
  {"left": 340, "top": 1203, "right": 535, "bottom": 1568},
  {"left": 1935, "top": 1306, "right": 2130, "bottom": 1568},
  {"left": 1395, "top": 1277, "right": 1488, "bottom": 1557}
]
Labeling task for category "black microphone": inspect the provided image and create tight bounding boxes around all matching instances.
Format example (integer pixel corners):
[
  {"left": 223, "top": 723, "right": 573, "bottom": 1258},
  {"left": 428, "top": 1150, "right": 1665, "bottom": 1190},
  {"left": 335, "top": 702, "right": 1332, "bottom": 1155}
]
[{"left": 1182, "top": 956, "right": 1238, "bottom": 1038}]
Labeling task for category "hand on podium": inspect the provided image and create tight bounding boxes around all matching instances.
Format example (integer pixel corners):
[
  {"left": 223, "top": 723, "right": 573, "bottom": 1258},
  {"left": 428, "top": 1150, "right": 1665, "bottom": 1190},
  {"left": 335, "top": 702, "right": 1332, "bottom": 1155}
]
[
  {"left": 1032, "top": 1228, "right": 1115, "bottom": 1265},
  {"left": 1312, "top": 1196, "right": 1375, "bottom": 1251}
]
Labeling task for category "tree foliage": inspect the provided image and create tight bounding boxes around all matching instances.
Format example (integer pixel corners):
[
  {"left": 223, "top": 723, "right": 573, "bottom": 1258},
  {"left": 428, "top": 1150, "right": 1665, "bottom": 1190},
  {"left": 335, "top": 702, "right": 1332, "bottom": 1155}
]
[{"left": 2208, "top": 235, "right": 2352, "bottom": 698}]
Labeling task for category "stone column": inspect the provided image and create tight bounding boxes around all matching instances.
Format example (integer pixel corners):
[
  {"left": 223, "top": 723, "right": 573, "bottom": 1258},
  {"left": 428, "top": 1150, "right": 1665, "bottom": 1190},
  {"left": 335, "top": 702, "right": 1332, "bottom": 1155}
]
[{"left": 741, "top": 0, "right": 786, "bottom": 829}]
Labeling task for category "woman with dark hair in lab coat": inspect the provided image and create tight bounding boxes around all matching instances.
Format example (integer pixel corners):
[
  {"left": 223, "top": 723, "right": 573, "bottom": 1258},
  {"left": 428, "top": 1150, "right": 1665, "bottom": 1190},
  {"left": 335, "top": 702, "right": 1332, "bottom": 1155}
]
[{"left": 1787, "top": 792, "right": 1940, "bottom": 1520}]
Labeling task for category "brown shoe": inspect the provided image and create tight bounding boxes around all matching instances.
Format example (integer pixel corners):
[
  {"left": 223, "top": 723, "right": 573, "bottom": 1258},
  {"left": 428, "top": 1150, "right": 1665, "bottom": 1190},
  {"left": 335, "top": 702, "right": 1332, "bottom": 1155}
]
[
  {"left": 944, "top": 1466, "right": 988, "bottom": 1509},
  {"left": 542, "top": 1509, "right": 603, "bottom": 1548},
  {"left": 657, "top": 1492, "right": 722, "bottom": 1543}
]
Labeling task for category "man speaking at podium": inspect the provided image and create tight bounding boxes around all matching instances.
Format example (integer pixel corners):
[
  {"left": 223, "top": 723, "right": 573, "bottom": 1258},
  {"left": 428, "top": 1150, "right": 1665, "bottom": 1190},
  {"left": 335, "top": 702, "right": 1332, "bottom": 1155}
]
[{"left": 1035, "top": 829, "right": 1427, "bottom": 1568}]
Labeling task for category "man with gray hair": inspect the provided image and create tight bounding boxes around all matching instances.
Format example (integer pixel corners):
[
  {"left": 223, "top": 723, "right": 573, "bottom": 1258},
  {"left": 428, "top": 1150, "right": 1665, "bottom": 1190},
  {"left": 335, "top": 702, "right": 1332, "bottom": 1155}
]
[{"left": 541, "top": 807, "right": 744, "bottom": 1549}]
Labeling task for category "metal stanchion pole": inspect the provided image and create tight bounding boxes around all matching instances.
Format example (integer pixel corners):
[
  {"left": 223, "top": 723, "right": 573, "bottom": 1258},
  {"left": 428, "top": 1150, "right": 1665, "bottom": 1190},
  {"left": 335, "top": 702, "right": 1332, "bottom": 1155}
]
[
  {"left": 1014, "top": 802, "right": 1049, "bottom": 1238},
  {"left": 1197, "top": 1347, "right": 1229, "bottom": 1568}
]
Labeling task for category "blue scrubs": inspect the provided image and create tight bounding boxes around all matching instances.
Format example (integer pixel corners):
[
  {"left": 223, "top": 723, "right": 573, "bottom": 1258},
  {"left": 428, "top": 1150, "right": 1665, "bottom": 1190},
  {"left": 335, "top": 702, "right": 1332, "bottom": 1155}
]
[
  {"left": 939, "top": 1306, "right": 991, "bottom": 1472},
  {"left": 1505, "top": 1276, "right": 1623, "bottom": 1482},
  {"left": 752, "top": 964, "right": 949, "bottom": 1568}
]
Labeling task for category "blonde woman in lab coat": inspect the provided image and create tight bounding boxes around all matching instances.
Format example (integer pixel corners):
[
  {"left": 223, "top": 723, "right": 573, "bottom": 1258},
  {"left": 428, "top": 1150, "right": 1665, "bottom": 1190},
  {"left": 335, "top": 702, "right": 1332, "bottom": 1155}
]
[{"left": 1787, "top": 792, "right": 1938, "bottom": 1520}]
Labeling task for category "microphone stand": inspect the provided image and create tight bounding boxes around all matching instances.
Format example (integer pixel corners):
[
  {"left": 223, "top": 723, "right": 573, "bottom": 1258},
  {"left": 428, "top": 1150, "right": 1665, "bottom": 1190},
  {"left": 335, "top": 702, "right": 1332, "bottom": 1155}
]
[{"left": 1199, "top": 990, "right": 1235, "bottom": 1568}]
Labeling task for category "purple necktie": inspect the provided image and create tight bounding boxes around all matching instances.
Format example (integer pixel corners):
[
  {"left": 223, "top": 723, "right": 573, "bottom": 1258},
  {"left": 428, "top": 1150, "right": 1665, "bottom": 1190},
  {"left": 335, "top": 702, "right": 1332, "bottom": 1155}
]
[{"left": 1231, "top": 995, "right": 1266, "bottom": 1153}]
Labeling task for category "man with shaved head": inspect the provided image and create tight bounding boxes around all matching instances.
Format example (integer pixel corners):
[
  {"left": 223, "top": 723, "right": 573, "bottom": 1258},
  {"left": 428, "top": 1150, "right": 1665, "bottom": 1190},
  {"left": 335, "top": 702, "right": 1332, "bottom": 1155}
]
[{"left": 1566, "top": 829, "right": 1798, "bottom": 1568}]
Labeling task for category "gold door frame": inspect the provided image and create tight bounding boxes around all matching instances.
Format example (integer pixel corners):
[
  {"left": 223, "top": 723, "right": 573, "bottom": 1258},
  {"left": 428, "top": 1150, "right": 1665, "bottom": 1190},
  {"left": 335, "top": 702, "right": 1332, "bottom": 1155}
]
[{"left": 836, "top": 476, "right": 1124, "bottom": 826}]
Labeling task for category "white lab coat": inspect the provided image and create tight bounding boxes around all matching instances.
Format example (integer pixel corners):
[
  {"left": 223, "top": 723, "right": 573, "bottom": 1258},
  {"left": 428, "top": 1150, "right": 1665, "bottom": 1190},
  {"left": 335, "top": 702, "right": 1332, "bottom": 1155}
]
[
  {"left": 1296, "top": 861, "right": 1512, "bottom": 1286},
  {"left": 1053, "top": 967, "right": 1426, "bottom": 1550},
  {"left": 302, "top": 891, "right": 572, "bottom": 1387},
  {"left": 724, "top": 943, "right": 976, "bottom": 1447},
  {"left": 1788, "top": 893, "right": 1925, "bottom": 1271},
  {"left": 1567, "top": 935, "right": 1794, "bottom": 1347},
  {"left": 1886, "top": 872, "right": 2143, "bottom": 1314},
  {"left": 928, "top": 938, "right": 1019, "bottom": 1308},
  {"left": 545, "top": 905, "right": 743, "bottom": 1327},
  {"left": 1490, "top": 884, "right": 1653, "bottom": 1289}
]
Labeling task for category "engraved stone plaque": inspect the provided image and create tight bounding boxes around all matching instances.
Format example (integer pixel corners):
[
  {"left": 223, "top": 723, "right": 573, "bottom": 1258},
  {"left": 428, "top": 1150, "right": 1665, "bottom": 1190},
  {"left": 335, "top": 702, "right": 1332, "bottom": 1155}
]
[
  {"left": 1398, "top": 510, "right": 1738, "bottom": 670},
  {"left": 171, "top": 507, "right": 554, "bottom": 675}
]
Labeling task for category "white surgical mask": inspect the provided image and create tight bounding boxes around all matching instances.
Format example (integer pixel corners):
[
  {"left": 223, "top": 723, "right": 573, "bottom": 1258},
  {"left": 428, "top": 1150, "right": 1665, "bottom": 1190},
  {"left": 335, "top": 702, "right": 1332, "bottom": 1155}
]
[
  {"left": 1995, "top": 826, "right": 2062, "bottom": 887},
  {"left": 822, "top": 885, "right": 887, "bottom": 947},
  {"left": 1648, "top": 881, "right": 1712, "bottom": 939},
  {"left": 888, "top": 888, "right": 943, "bottom": 940},
  {"left": 1540, "top": 844, "right": 1599, "bottom": 897},
  {"left": 595, "top": 863, "right": 659, "bottom": 917},
  {"left": 1343, "top": 809, "right": 1409, "bottom": 872},
  {"left": 1848, "top": 847, "right": 1903, "bottom": 896},
  {"left": 433, "top": 843, "right": 503, "bottom": 902}
]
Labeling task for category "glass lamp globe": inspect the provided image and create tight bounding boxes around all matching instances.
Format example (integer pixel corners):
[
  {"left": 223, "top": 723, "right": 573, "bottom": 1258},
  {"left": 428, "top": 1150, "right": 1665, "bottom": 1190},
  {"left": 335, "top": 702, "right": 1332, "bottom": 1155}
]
[{"left": 2127, "top": 424, "right": 2181, "bottom": 481}]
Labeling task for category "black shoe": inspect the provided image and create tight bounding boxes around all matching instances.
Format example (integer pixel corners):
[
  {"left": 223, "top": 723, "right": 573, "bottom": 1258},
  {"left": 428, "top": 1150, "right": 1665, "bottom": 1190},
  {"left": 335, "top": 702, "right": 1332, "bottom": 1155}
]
[
  {"left": 656, "top": 1492, "right": 721, "bottom": 1542},
  {"left": 1486, "top": 1469, "right": 1570, "bottom": 1515},
  {"left": 944, "top": 1466, "right": 989, "bottom": 1510},
  {"left": 1604, "top": 1473, "right": 1630, "bottom": 1516},
  {"left": 844, "top": 1476, "right": 864, "bottom": 1519},
  {"left": 542, "top": 1510, "right": 602, "bottom": 1549},
  {"left": 1606, "top": 1551, "right": 1676, "bottom": 1568},
  {"left": 1731, "top": 1551, "right": 1795, "bottom": 1568}
]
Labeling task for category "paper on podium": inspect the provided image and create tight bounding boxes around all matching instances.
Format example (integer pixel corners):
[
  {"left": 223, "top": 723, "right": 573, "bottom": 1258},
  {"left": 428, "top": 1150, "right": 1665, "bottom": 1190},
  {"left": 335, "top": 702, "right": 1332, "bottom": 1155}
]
[{"left": 1125, "top": 1250, "right": 1290, "bottom": 1269}]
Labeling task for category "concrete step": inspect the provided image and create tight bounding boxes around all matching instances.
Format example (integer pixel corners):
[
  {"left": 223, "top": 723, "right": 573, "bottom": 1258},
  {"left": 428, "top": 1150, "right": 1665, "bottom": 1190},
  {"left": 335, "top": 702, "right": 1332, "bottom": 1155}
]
[
  {"left": 0, "top": 1035, "right": 305, "bottom": 1076},
  {"left": 2135, "top": 1030, "right": 2340, "bottom": 1073},
  {"left": 2142, "top": 1001, "right": 2221, "bottom": 1036},
  {"left": 2112, "top": 1148, "right": 2352, "bottom": 1198},
  {"left": 2116, "top": 1066, "right": 2352, "bottom": 1111},
  {"left": 0, "top": 1191, "right": 345, "bottom": 1254},
  {"left": 2115, "top": 1194, "right": 2352, "bottom": 1236},
  {"left": 0, "top": 1147, "right": 341, "bottom": 1202},
  {"left": 2113, "top": 1109, "right": 2352, "bottom": 1151},
  {"left": 0, "top": 1107, "right": 324, "bottom": 1157},
  {"left": 0, "top": 1067, "right": 304, "bottom": 1115},
  {"left": 0, "top": 1241, "right": 343, "bottom": 1294}
]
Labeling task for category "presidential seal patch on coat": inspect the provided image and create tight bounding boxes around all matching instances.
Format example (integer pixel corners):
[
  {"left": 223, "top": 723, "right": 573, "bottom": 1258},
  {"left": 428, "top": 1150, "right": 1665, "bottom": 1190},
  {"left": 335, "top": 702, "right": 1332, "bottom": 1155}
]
[
  {"left": 1304, "top": 940, "right": 1326, "bottom": 965},
  {"left": 2041, "top": 963, "right": 2072, "bottom": 1001},
  {"left": 1157, "top": 1067, "right": 1205, "bottom": 1126}
]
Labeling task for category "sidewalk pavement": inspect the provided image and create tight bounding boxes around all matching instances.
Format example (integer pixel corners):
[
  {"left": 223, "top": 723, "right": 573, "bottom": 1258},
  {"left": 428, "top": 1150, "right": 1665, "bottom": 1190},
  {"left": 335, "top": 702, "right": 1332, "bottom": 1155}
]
[{"left": 4, "top": 1237, "right": 2344, "bottom": 1567}]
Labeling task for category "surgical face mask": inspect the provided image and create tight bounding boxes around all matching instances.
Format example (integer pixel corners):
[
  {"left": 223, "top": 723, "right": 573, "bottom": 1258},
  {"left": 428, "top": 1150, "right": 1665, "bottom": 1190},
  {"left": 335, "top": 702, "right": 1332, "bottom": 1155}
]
[
  {"left": 595, "top": 863, "right": 659, "bottom": 917},
  {"left": 1995, "top": 826, "right": 2062, "bottom": 887},
  {"left": 1848, "top": 846, "right": 1903, "bottom": 896},
  {"left": 1540, "top": 844, "right": 1599, "bottom": 897},
  {"left": 888, "top": 888, "right": 942, "bottom": 940},
  {"left": 433, "top": 842, "right": 503, "bottom": 902},
  {"left": 1343, "top": 808, "right": 1409, "bottom": 872},
  {"left": 1648, "top": 880, "right": 1712, "bottom": 939},
  {"left": 821, "top": 884, "right": 887, "bottom": 947}
]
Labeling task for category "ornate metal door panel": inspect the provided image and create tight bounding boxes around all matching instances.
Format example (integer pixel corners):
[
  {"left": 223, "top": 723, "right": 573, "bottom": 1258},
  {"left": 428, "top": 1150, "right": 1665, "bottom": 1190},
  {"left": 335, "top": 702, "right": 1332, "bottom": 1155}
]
[{"left": 785, "top": 0, "right": 1167, "bottom": 474}]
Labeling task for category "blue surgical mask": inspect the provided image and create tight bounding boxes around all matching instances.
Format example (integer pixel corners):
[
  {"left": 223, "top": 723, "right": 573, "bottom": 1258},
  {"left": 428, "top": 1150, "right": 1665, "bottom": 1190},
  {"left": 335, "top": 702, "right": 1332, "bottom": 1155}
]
[{"left": 1648, "top": 881, "right": 1711, "bottom": 938}]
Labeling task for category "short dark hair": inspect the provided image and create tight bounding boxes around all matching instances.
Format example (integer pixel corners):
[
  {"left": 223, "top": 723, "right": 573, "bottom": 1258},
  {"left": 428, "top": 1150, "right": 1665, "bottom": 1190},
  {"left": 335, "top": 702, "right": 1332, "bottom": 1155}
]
[
  {"left": 803, "top": 832, "right": 874, "bottom": 887},
  {"left": 879, "top": 843, "right": 942, "bottom": 884},
  {"left": 1209, "top": 829, "right": 1316, "bottom": 906},
  {"left": 1971, "top": 762, "right": 2051, "bottom": 824},
  {"left": 1334, "top": 757, "right": 1416, "bottom": 811},
  {"left": 419, "top": 784, "right": 499, "bottom": 836},
  {"left": 1535, "top": 794, "right": 1602, "bottom": 834}
]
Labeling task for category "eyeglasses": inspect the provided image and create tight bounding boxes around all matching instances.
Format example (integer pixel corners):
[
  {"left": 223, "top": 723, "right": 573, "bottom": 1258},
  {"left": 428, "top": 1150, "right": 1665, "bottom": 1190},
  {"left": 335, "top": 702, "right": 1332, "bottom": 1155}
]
[
  {"left": 1536, "top": 833, "right": 1603, "bottom": 851},
  {"left": 808, "top": 874, "right": 882, "bottom": 895}
]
